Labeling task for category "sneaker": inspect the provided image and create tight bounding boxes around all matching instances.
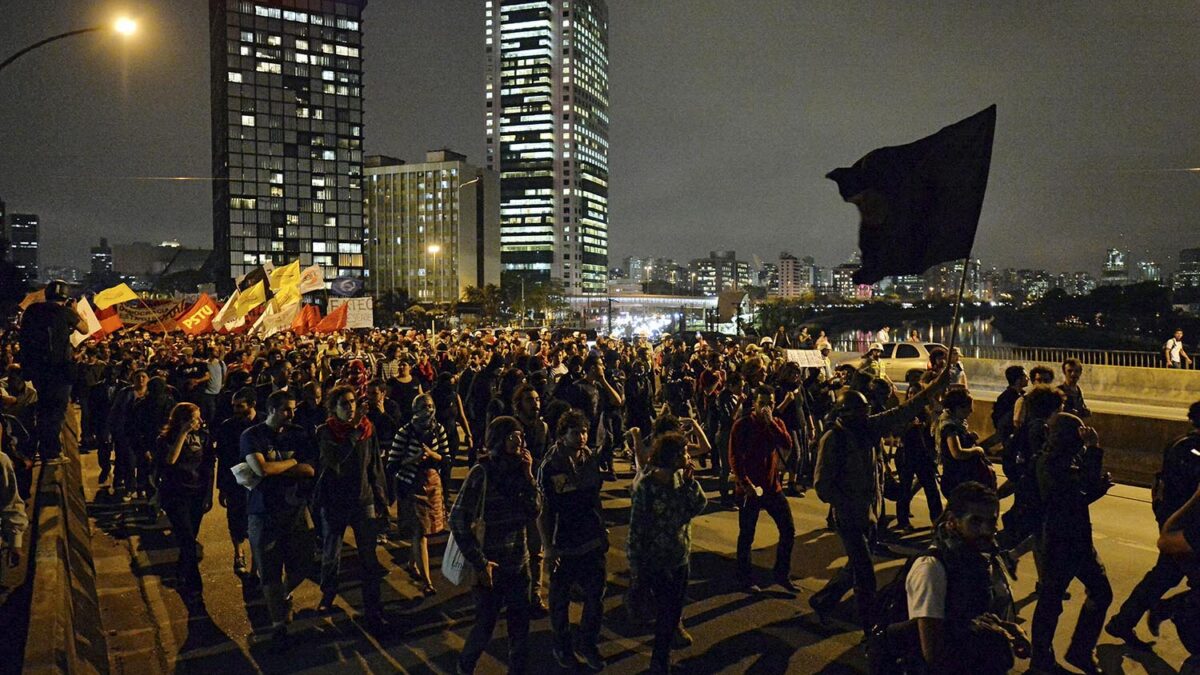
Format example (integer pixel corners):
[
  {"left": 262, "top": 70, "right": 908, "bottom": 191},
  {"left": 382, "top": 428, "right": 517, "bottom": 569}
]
[
  {"left": 553, "top": 646, "right": 583, "bottom": 669},
  {"left": 672, "top": 624, "right": 693, "bottom": 649},
  {"left": 774, "top": 576, "right": 800, "bottom": 594},
  {"left": 318, "top": 591, "right": 337, "bottom": 612},
  {"left": 1063, "top": 648, "right": 1104, "bottom": 674},
  {"left": 577, "top": 646, "right": 605, "bottom": 672},
  {"left": 98, "top": 466, "right": 111, "bottom": 485},
  {"left": 376, "top": 533, "right": 389, "bottom": 546},
  {"left": 1104, "top": 620, "right": 1153, "bottom": 650},
  {"left": 233, "top": 554, "right": 249, "bottom": 577},
  {"left": 738, "top": 578, "right": 762, "bottom": 594}
]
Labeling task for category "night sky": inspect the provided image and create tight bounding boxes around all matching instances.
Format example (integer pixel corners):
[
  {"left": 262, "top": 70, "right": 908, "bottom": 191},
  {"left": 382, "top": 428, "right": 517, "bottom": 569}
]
[{"left": 2, "top": 1, "right": 1198, "bottom": 275}]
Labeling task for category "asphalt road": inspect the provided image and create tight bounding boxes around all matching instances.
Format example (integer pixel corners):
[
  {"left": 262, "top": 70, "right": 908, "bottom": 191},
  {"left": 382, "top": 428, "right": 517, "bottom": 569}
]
[{"left": 84, "top": 452, "right": 1198, "bottom": 674}]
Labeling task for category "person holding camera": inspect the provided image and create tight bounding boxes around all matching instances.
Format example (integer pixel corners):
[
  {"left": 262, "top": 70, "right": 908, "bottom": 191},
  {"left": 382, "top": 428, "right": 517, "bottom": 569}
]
[{"left": 1030, "top": 413, "right": 1114, "bottom": 674}]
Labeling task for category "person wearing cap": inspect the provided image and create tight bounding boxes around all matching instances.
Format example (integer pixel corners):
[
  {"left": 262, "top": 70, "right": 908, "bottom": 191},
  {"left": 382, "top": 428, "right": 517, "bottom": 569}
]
[
  {"left": 17, "top": 280, "right": 87, "bottom": 462},
  {"left": 810, "top": 364, "right": 952, "bottom": 635}
]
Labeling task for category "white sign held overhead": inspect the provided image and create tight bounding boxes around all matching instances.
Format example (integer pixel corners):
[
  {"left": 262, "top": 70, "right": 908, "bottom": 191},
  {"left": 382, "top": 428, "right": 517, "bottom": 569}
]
[
  {"left": 784, "top": 349, "right": 827, "bottom": 368},
  {"left": 328, "top": 297, "right": 374, "bottom": 329}
]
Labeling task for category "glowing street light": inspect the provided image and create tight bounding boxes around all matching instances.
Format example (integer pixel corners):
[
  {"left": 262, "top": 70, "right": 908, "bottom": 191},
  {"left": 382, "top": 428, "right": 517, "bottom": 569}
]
[
  {"left": 113, "top": 17, "right": 138, "bottom": 36},
  {"left": 1, "top": 16, "right": 141, "bottom": 75},
  {"left": 427, "top": 244, "right": 441, "bottom": 255}
]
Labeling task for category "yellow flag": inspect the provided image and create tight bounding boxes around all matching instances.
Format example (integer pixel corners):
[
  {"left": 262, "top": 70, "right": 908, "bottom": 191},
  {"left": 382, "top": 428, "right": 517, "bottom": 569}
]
[
  {"left": 93, "top": 283, "right": 139, "bottom": 310},
  {"left": 269, "top": 259, "right": 301, "bottom": 291},
  {"left": 271, "top": 284, "right": 300, "bottom": 310},
  {"left": 232, "top": 281, "right": 266, "bottom": 319}
]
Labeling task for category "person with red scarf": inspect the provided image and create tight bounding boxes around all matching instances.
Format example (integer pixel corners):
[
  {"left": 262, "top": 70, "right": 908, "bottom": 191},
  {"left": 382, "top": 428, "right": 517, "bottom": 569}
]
[{"left": 314, "top": 384, "right": 388, "bottom": 629}]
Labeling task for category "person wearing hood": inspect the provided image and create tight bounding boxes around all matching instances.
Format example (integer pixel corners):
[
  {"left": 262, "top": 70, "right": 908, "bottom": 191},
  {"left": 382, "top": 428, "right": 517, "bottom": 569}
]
[{"left": 314, "top": 384, "right": 387, "bottom": 627}]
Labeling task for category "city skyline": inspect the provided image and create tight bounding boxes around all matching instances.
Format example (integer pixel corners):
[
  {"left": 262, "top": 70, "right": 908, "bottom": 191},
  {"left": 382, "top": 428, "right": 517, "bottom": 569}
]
[{"left": 2, "top": 2, "right": 1199, "bottom": 276}]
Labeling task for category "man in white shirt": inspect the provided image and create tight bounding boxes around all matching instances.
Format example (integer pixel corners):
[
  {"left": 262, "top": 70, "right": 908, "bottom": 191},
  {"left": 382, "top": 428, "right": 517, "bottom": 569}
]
[
  {"left": 1165, "top": 329, "right": 1192, "bottom": 369},
  {"left": 888, "top": 482, "right": 1030, "bottom": 673},
  {"left": 877, "top": 326, "right": 892, "bottom": 344}
]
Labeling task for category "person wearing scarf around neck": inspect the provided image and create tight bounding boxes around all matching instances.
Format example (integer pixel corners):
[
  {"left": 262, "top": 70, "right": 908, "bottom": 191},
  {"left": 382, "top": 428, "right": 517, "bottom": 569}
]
[
  {"left": 314, "top": 384, "right": 388, "bottom": 630},
  {"left": 387, "top": 393, "right": 449, "bottom": 596}
]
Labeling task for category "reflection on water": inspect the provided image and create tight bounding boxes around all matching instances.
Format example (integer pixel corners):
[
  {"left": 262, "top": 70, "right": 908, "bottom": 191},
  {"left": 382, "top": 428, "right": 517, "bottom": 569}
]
[{"left": 835, "top": 318, "right": 1007, "bottom": 352}]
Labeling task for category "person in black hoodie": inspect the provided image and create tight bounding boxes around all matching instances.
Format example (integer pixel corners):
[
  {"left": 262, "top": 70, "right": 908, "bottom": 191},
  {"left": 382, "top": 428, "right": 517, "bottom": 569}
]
[
  {"left": 1030, "top": 413, "right": 1114, "bottom": 674},
  {"left": 214, "top": 386, "right": 259, "bottom": 578}
]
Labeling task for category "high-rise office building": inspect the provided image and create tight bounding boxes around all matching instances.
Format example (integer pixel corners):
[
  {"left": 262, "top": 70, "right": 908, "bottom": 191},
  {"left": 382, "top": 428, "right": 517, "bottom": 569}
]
[
  {"left": 1177, "top": 247, "right": 1200, "bottom": 289},
  {"left": 1100, "top": 248, "right": 1129, "bottom": 286},
  {"left": 5, "top": 213, "right": 39, "bottom": 282},
  {"left": 91, "top": 238, "right": 114, "bottom": 275},
  {"left": 364, "top": 151, "right": 501, "bottom": 304},
  {"left": 485, "top": 0, "right": 610, "bottom": 295},
  {"left": 688, "top": 251, "right": 751, "bottom": 297},
  {"left": 209, "top": 0, "right": 367, "bottom": 288}
]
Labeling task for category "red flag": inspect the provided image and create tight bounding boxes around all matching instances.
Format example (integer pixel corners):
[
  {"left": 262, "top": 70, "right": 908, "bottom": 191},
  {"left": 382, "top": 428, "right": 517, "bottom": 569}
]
[
  {"left": 178, "top": 293, "right": 220, "bottom": 336},
  {"left": 95, "top": 305, "right": 124, "bottom": 337},
  {"left": 312, "top": 303, "right": 348, "bottom": 333},
  {"left": 291, "top": 304, "right": 321, "bottom": 336}
]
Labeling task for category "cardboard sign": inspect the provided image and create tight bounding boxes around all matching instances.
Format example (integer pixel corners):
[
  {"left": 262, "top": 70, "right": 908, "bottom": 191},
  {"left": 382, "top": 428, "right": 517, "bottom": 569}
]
[
  {"left": 784, "top": 349, "right": 827, "bottom": 368},
  {"left": 328, "top": 297, "right": 374, "bottom": 329}
]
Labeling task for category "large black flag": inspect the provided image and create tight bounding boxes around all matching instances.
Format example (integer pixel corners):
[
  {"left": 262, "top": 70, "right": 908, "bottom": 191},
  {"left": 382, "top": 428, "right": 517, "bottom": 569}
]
[{"left": 827, "top": 105, "right": 996, "bottom": 286}]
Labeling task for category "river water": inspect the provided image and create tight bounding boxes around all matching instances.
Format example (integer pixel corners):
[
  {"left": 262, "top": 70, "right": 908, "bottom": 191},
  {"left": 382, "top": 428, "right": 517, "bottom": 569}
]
[{"left": 834, "top": 317, "right": 1008, "bottom": 351}]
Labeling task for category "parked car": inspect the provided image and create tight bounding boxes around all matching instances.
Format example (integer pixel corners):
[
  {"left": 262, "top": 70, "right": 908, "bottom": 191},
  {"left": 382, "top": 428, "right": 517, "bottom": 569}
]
[{"left": 841, "top": 341, "right": 947, "bottom": 381}]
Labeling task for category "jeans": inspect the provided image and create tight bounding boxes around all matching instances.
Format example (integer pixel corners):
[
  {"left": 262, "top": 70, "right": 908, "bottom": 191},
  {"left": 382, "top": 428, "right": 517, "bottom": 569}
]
[
  {"left": 735, "top": 490, "right": 796, "bottom": 582},
  {"left": 642, "top": 563, "right": 689, "bottom": 669},
  {"left": 811, "top": 519, "right": 876, "bottom": 631},
  {"left": 458, "top": 564, "right": 532, "bottom": 674},
  {"left": 162, "top": 496, "right": 207, "bottom": 592},
  {"left": 1031, "top": 542, "right": 1113, "bottom": 656},
  {"left": 526, "top": 520, "right": 544, "bottom": 602},
  {"left": 112, "top": 436, "right": 137, "bottom": 491},
  {"left": 318, "top": 507, "right": 383, "bottom": 614},
  {"left": 549, "top": 549, "right": 607, "bottom": 652},
  {"left": 248, "top": 508, "right": 312, "bottom": 625},
  {"left": 32, "top": 380, "right": 71, "bottom": 461},
  {"left": 1108, "top": 552, "right": 1186, "bottom": 632},
  {"left": 223, "top": 486, "right": 249, "bottom": 544},
  {"left": 895, "top": 438, "right": 942, "bottom": 525}
]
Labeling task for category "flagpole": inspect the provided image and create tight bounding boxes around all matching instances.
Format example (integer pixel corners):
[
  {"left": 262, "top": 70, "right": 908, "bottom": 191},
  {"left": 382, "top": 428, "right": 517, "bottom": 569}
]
[{"left": 946, "top": 256, "right": 972, "bottom": 356}]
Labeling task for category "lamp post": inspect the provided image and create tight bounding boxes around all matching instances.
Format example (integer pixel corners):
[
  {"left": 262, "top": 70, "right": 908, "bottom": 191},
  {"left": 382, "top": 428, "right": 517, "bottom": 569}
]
[
  {"left": 0, "top": 17, "right": 138, "bottom": 75},
  {"left": 425, "top": 243, "right": 441, "bottom": 304}
]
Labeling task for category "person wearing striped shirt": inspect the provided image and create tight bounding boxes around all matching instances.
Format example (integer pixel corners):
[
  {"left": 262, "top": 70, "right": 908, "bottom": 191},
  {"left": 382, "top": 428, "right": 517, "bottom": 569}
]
[{"left": 388, "top": 394, "right": 449, "bottom": 595}]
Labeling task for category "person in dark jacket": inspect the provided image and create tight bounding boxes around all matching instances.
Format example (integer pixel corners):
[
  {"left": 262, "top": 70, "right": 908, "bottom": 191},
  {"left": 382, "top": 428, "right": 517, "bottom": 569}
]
[
  {"left": 214, "top": 386, "right": 258, "bottom": 578},
  {"left": 811, "top": 367, "right": 950, "bottom": 634},
  {"left": 155, "top": 402, "right": 214, "bottom": 606},
  {"left": 132, "top": 376, "right": 176, "bottom": 503},
  {"left": 1030, "top": 413, "right": 1114, "bottom": 674},
  {"left": 451, "top": 416, "right": 540, "bottom": 675},
  {"left": 107, "top": 369, "right": 148, "bottom": 498},
  {"left": 17, "top": 280, "right": 87, "bottom": 461},
  {"left": 314, "top": 384, "right": 387, "bottom": 628}
]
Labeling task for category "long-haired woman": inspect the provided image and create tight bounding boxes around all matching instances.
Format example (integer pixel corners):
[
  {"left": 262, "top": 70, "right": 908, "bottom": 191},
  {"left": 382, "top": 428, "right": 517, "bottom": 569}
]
[{"left": 155, "top": 402, "right": 214, "bottom": 605}]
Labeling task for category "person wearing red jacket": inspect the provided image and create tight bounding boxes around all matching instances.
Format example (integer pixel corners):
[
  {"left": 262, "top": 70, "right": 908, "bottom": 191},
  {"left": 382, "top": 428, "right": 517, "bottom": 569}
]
[{"left": 729, "top": 385, "right": 797, "bottom": 593}]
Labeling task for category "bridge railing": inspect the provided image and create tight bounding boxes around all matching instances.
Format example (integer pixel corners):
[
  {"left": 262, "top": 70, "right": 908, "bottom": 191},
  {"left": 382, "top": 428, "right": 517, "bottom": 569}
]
[{"left": 832, "top": 339, "right": 1191, "bottom": 370}]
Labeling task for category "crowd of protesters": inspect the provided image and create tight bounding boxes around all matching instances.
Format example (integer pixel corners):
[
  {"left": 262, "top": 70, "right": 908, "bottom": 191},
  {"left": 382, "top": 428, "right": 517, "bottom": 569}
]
[{"left": 2, "top": 282, "right": 1200, "bottom": 674}]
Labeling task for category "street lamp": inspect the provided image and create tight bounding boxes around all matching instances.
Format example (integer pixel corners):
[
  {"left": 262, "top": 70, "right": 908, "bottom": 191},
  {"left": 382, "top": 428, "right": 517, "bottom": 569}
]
[
  {"left": 425, "top": 243, "right": 441, "bottom": 303},
  {"left": 0, "top": 16, "right": 139, "bottom": 75}
]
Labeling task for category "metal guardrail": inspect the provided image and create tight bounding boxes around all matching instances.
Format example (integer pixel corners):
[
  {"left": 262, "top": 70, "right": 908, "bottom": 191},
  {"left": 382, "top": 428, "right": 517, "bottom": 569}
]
[{"left": 832, "top": 339, "right": 1194, "bottom": 370}]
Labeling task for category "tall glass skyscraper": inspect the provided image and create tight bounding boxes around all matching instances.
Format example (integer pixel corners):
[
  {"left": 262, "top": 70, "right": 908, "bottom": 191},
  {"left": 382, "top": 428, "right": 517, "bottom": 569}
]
[
  {"left": 209, "top": 0, "right": 366, "bottom": 287},
  {"left": 485, "top": 0, "right": 610, "bottom": 295}
]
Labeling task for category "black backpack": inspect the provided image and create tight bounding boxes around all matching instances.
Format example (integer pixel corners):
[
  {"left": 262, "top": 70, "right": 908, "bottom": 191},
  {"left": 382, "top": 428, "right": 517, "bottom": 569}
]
[{"left": 1152, "top": 432, "right": 1200, "bottom": 526}]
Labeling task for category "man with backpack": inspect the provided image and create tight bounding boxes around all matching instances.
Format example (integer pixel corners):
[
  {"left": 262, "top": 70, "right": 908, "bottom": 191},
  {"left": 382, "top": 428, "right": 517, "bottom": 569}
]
[
  {"left": 869, "top": 481, "right": 1030, "bottom": 674},
  {"left": 1105, "top": 400, "right": 1200, "bottom": 649}
]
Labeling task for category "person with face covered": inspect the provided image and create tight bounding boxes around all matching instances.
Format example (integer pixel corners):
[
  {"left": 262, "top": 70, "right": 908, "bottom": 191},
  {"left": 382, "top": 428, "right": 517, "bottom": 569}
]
[
  {"left": 314, "top": 384, "right": 387, "bottom": 626},
  {"left": 388, "top": 393, "right": 449, "bottom": 596},
  {"left": 811, "top": 367, "right": 951, "bottom": 634},
  {"left": 871, "top": 482, "right": 1030, "bottom": 675},
  {"left": 728, "top": 385, "right": 797, "bottom": 593}
]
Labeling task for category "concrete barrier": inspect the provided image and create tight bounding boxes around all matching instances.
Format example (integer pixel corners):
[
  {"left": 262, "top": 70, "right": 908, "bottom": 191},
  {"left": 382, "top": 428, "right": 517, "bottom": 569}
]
[
  {"left": 830, "top": 352, "right": 1196, "bottom": 487},
  {"left": 23, "top": 405, "right": 108, "bottom": 675}
]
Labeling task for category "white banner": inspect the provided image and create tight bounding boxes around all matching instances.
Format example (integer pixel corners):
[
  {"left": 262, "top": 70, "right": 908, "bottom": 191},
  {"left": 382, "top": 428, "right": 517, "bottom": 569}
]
[{"left": 328, "top": 296, "right": 374, "bottom": 329}]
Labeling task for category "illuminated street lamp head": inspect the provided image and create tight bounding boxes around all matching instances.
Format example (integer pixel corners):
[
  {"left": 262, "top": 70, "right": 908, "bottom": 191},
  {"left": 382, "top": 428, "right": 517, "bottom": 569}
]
[
  {"left": 427, "top": 244, "right": 441, "bottom": 254},
  {"left": 113, "top": 17, "right": 138, "bottom": 36}
]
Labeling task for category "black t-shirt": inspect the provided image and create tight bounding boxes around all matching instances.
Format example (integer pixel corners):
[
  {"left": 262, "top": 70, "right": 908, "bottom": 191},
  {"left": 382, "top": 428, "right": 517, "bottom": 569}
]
[
  {"left": 240, "top": 421, "right": 316, "bottom": 515},
  {"left": 19, "top": 302, "right": 78, "bottom": 377}
]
